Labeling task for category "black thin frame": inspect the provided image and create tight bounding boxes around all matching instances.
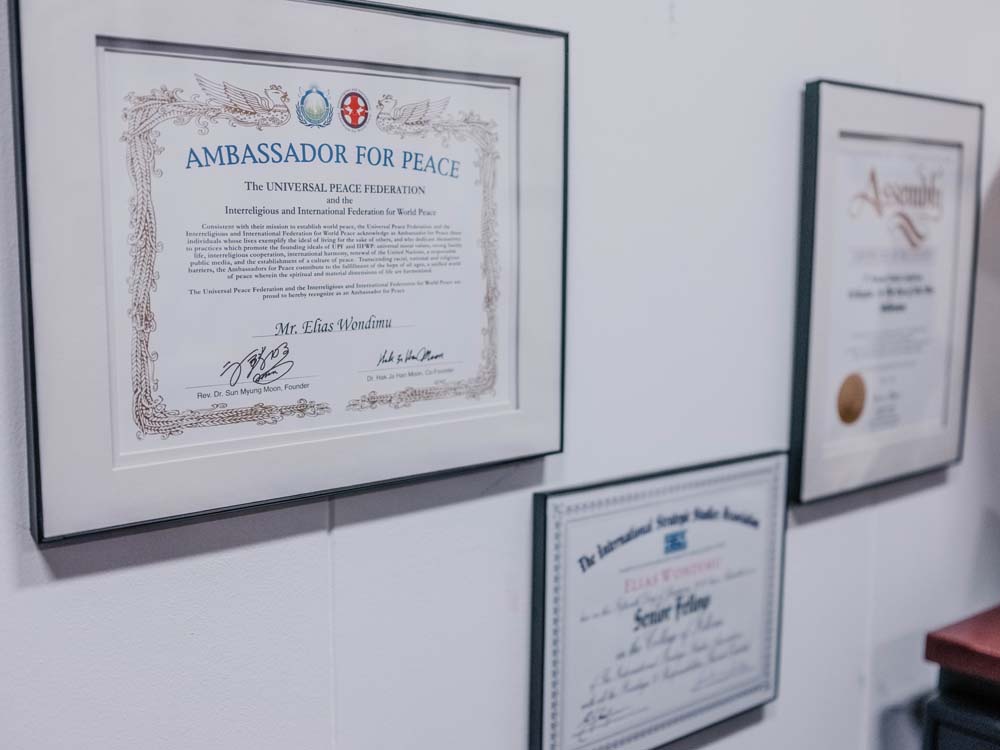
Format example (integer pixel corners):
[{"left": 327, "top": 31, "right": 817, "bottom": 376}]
[
  {"left": 530, "top": 450, "right": 789, "bottom": 750},
  {"left": 788, "top": 79, "right": 984, "bottom": 506},
  {"left": 8, "top": 0, "right": 569, "bottom": 545}
]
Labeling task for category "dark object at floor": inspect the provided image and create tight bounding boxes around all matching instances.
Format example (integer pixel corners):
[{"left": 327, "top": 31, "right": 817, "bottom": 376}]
[{"left": 924, "top": 605, "right": 1000, "bottom": 749}]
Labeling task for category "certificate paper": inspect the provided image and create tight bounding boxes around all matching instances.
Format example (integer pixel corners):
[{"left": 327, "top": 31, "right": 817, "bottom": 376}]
[
  {"left": 532, "top": 455, "right": 786, "bottom": 750},
  {"left": 792, "top": 81, "right": 981, "bottom": 504},
  {"left": 98, "top": 41, "right": 518, "bottom": 462},
  {"left": 822, "top": 135, "right": 962, "bottom": 453},
  {"left": 15, "top": 1, "right": 566, "bottom": 542}
]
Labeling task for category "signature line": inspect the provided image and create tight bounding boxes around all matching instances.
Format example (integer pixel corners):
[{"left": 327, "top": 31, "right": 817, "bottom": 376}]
[
  {"left": 359, "top": 361, "right": 462, "bottom": 374},
  {"left": 184, "top": 375, "right": 318, "bottom": 390}
]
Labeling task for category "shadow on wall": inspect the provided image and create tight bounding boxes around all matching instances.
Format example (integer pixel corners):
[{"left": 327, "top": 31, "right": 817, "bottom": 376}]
[
  {"left": 966, "top": 165, "right": 1000, "bottom": 605},
  {"left": 969, "top": 499, "right": 1000, "bottom": 604},
  {"left": 788, "top": 467, "right": 947, "bottom": 527},
  {"left": 879, "top": 692, "right": 929, "bottom": 750},
  {"left": 978, "top": 160, "right": 1000, "bottom": 280},
  {"left": 15, "top": 494, "right": 330, "bottom": 585},
  {"left": 652, "top": 706, "right": 764, "bottom": 750},
  {"left": 971, "top": 163, "right": 1000, "bottom": 505},
  {"left": 13, "top": 457, "right": 546, "bottom": 586},
  {"left": 13, "top": 458, "right": 545, "bottom": 585},
  {"left": 331, "top": 458, "right": 544, "bottom": 528}
]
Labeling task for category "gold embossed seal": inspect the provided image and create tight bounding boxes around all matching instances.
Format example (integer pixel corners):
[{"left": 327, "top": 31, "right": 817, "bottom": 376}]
[{"left": 837, "top": 373, "right": 866, "bottom": 424}]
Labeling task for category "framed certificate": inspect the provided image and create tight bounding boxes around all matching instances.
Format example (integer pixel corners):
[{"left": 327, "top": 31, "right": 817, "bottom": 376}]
[
  {"left": 11, "top": 0, "right": 567, "bottom": 543},
  {"left": 790, "top": 80, "right": 982, "bottom": 504},
  {"left": 531, "top": 453, "right": 787, "bottom": 750}
]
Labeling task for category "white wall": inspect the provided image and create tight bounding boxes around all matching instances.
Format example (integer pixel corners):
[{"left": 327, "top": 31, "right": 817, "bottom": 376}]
[{"left": 2, "top": 2, "right": 999, "bottom": 749}]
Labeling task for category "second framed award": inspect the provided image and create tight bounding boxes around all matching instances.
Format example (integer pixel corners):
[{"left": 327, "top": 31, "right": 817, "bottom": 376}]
[
  {"left": 13, "top": 0, "right": 567, "bottom": 542},
  {"left": 790, "top": 80, "right": 982, "bottom": 504}
]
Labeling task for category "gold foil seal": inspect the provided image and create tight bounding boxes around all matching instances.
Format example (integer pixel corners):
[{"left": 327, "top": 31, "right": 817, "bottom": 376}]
[{"left": 837, "top": 373, "right": 866, "bottom": 424}]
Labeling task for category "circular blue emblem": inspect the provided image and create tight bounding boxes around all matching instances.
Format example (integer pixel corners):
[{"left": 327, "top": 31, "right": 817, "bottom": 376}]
[{"left": 296, "top": 87, "right": 334, "bottom": 128}]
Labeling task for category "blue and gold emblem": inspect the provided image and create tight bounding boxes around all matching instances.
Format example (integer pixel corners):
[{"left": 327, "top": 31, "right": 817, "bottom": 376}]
[{"left": 296, "top": 86, "right": 334, "bottom": 128}]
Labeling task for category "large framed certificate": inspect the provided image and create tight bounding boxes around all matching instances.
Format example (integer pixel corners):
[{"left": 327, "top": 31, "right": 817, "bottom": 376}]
[
  {"left": 531, "top": 453, "right": 787, "bottom": 750},
  {"left": 790, "top": 81, "right": 982, "bottom": 504},
  {"left": 12, "top": 0, "right": 567, "bottom": 543}
]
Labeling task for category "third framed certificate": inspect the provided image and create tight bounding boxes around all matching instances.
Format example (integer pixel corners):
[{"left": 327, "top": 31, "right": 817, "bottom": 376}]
[
  {"left": 531, "top": 453, "right": 787, "bottom": 750},
  {"left": 790, "top": 80, "right": 982, "bottom": 504}
]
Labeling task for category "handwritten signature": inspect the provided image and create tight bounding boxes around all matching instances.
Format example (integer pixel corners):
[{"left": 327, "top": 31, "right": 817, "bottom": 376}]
[
  {"left": 376, "top": 347, "right": 445, "bottom": 368},
  {"left": 220, "top": 342, "right": 294, "bottom": 386}
]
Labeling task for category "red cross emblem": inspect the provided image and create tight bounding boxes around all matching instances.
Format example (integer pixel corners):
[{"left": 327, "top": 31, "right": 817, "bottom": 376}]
[{"left": 339, "top": 91, "right": 369, "bottom": 130}]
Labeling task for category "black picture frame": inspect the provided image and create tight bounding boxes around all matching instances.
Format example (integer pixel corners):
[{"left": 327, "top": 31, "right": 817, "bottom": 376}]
[
  {"left": 8, "top": 0, "right": 569, "bottom": 545},
  {"left": 788, "top": 79, "right": 983, "bottom": 506},
  {"left": 530, "top": 451, "right": 789, "bottom": 750}
]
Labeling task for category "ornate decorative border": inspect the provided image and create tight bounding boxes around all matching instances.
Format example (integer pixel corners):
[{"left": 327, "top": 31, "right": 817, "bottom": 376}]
[
  {"left": 345, "top": 95, "right": 500, "bottom": 411},
  {"left": 122, "top": 81, "right": 501, "bottom": 435},
  {"left": 121, "top": 79, "right": 330, "bottom": 438}
]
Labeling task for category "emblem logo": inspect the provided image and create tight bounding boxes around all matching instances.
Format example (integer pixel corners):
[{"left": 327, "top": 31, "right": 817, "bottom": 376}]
[
  {"left": 664, "top": 530, "right": 688, "bottom": 554},
  {"left": 296, "top": 86, "right": 334, "bottom": 128},
  {"left": 339, "top": 90, "right": 370, "bottom": 131}
]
